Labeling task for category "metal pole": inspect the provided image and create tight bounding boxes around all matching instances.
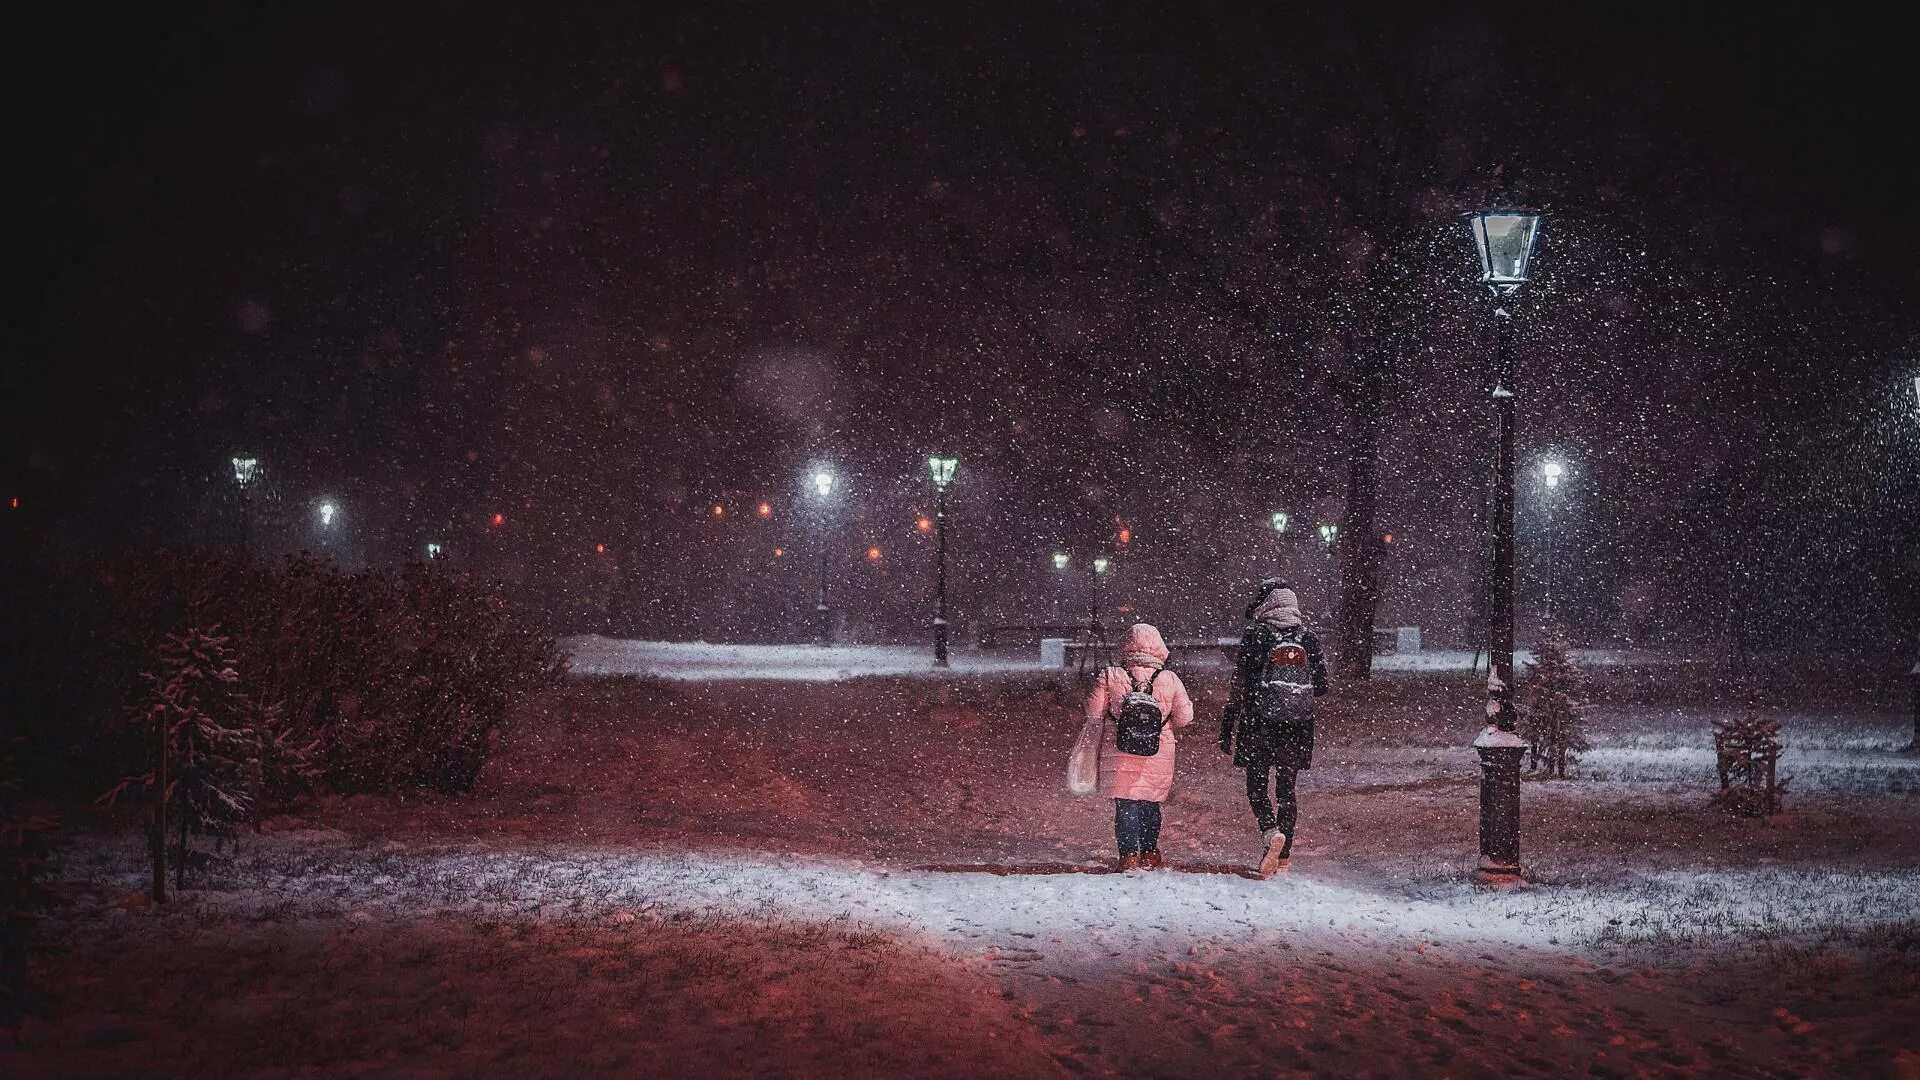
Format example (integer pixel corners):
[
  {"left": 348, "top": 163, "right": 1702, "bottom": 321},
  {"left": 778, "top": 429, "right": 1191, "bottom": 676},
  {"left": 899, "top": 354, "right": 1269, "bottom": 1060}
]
[
  {"left": 1490, "top": 307, "right": 1516, "bottom": 730},
  {"left": 1545, "top": 495, "right": 1556, "bottom": 624},
  {"left": 933, "top": 486, "right": 950, "bottom": 667},
  {"left": 817, "top": 539, "right": 831, "bottom": 646},
  {"left": 1476, "top": 299, "right": 1525, "bottom": 884}
]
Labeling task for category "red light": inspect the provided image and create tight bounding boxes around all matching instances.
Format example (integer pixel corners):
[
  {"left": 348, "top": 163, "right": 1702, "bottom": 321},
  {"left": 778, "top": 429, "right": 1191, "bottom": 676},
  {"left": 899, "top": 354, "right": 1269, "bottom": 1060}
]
[
  {"left": 712, "top": 504, "right": 726, "bottom": 518},
  {"left": 595, "top": 543, "right": 605, "bottom": 554},
  {"left": 7, "top": 497, "right": 16, "bottom": 509},
  {"left": 492, "top": 513, "right": 505, "bottom": 528},
  {"left": 1117, "top": 527, "right": 1132, "bottom": 546},
  {"left": 867, "top": 546, "right": 882, "bottom": 562},
  {"left": 757, "top": 502, "right": 772, "bottom": 518},
  {"left": 773, "top": 547, "right": 784, "bottom": 557},
  {"left": 915, "top": 516, "right": 933, "bottom": 533},
  {"left": 1383, "top": 533, "right": 1395, "bottom": 544}
]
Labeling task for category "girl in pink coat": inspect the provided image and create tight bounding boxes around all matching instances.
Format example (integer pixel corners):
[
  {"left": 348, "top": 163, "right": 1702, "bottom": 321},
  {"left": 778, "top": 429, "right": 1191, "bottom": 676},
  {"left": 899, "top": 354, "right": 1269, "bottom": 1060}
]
[{"left": 1084, "top": 623, "right": 1195, "bottom": 871}]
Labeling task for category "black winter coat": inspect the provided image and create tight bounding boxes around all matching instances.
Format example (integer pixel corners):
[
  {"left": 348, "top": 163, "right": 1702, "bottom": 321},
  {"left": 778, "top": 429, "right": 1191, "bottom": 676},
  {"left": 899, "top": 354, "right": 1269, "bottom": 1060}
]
[{"left": 1220, "top": 621, "right": 1328, "bottom": 769}]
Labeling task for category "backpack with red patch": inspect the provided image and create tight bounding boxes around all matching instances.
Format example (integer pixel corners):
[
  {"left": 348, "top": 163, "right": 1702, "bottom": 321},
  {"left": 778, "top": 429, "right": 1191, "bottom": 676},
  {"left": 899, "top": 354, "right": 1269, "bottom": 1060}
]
[
  {"left": 1110, "top": 667, "right": 1169, "bottom": 756},
  {"left": 1258, "top": 628, "right": 1316, "bottom": 718}
]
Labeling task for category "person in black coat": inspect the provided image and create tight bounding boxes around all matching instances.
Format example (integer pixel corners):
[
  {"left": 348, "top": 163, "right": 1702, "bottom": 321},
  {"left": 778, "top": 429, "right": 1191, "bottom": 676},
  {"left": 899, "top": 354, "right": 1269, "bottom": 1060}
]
[{"left": 1219, "top": 579, "right": 1327, "bottom": 876}]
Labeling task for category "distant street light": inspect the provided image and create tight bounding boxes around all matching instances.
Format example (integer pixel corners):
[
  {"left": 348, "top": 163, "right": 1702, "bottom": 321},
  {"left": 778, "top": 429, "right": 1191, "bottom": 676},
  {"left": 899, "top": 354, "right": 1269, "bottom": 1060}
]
[
  {"left": 426, "top": 542, "right": 443, "bottom": 560},
  {"left": 317, "top": 500, "right": 338, "bottom": 528},
  {"left": 1318, "top": 523, "right": 1338, "bottom": 550},
  {"left": 928, "top": 455, "right": 958, "bottom": 668},
  {"left": 812, "top": 469, "right": 837, "bottom": 645},
  {"left": 1059, "top": 549, "right": 1075, "bottom": 618},
  {"left": 1090, "top": 555, "right": 1111, "bottom": 636},
  {"left": 1272, "top": 511, "right": 1290, "bottom": 534},
  {"left": 231, "top": 455, "right": 261, "bottom": 556},
  {"left": 1541, "top": 459, "right": 1566, "bottom": 622},
  {"left": 1464, "top": 206, "right": 1545, "bottom": 885}
]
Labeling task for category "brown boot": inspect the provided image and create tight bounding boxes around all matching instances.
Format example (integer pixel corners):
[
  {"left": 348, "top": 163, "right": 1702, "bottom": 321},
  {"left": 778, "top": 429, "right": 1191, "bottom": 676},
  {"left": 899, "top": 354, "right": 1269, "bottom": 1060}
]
[
  {"left": 1117, "top": 853, "right": 1143, "bottom": 873},
  {"left": 1140, "top": 850, "right": 1165, "bottom": 870}
]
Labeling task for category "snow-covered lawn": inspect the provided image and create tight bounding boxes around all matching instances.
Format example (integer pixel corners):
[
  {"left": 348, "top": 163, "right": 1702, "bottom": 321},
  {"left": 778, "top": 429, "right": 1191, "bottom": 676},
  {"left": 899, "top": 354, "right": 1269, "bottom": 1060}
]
[
  {"left": 13, "top": 663, "right": 1917, "bottom": 1077},
  {"left": 560, "top": 634, "right": 1725, "bottom": 681}
]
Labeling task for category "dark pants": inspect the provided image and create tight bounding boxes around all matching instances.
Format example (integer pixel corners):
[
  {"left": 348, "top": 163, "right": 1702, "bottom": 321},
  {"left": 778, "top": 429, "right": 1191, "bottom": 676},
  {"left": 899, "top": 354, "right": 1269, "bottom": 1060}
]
[
  {"left": 1114, "top": 798, "right": 1162, "bottom": 856},
  {"left": 1245, "top": 766, "right": 1299, "bottom": 843}
]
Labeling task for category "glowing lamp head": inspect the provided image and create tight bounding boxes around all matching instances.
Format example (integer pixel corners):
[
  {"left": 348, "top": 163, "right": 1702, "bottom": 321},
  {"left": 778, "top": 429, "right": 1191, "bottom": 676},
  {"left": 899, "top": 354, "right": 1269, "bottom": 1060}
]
[
  {"left": 1319, "top": 523, "right": 1338, "bottom": 545},
  {"left": 812, "top": 471, "right": 835, "bottom": 498},
  {"left": 1542, "top": 460, "right": 1564, "bottom": 488},
  {"left": 866, "top": 546, "right": 882, "bottom": 562},
  {"left": 491, "top": 513, "right": 505, "bottom": 528},
  {"left": 595, "top": 543, "right": 605, "bottom": 554},
  {"left": 317, "top": 501, "right": 337, "bottom": 527},
  {"left": 1464, "top": 210, "right": 1544, "bottom": 294},
  {"left": 426, "top": 542, "right": 443, "bottom": 559},
  {"left": 927, "top": 455, "right": 958, "bottom": 489},
  {"left": 230, "top": 456, "right": 260, "bottom": 488},
  {"left": 1052, "top": 552, "right": 1070, "bottom": 570},
  {"left": 1271, "top": 511, "right": 1289, "bottom": 534},
  {"left": 916, "top": 516, "right": 933, "bottom": 534},
  {"left": 1092, "top": 556, "right": 1110, "bottom": 574},
  {"left": 757, "top": 502, "right": 772, "bottom": 519}
]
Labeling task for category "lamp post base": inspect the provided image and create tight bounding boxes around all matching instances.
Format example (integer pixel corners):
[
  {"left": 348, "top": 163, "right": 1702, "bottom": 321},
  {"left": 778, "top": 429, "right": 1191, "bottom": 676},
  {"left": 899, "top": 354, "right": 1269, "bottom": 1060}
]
[
  {"left": 932, "top": 617, "right": 950, "bottom": 668},
  {"left": 1473, "top": 725, "right": 1527, "bottom": 885}
]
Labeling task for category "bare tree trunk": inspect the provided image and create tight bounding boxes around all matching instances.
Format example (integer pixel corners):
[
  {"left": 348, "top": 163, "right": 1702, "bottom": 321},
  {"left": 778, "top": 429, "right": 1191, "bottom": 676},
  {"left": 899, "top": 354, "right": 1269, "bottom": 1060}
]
[{"left": 152, "top": 718, "right": 168, "bottom": 904}]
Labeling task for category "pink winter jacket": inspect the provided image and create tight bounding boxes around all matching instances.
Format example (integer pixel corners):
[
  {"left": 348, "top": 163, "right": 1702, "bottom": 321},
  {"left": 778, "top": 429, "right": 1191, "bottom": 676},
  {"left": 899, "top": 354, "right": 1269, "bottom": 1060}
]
[{"left": 1085, "top": 624, "right": 1195, "bottom": 803}]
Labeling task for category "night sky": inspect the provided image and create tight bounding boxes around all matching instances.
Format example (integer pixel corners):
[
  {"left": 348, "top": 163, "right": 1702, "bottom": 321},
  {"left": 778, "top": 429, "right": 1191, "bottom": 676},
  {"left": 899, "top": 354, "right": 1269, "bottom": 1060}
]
[{"left": 12, "top": 2, "right": 1917, "bottom": 644}]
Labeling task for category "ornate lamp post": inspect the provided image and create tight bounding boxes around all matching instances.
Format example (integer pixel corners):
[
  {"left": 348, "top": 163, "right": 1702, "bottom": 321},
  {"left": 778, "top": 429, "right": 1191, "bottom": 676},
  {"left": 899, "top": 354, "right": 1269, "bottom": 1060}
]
[
  {"left": 928, "top": 455, "right": 958, "bottom": 667},
  {"left": 812, "top": 469, "right": 836, "bottom": 645},
  {"left": 1465, "top": 207, "right": 1544, "bottom": 884}
]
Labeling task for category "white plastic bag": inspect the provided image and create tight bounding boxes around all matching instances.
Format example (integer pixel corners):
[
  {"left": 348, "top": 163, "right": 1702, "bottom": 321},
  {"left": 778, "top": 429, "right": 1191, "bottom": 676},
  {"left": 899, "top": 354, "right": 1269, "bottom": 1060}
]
[{"left": 1066, "top": 713, "right": 1102, "bottom": 795}]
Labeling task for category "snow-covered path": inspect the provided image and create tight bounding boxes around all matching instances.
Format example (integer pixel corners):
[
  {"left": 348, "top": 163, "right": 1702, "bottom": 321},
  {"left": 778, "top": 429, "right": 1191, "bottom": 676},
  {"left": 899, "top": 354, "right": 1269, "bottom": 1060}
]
[{"left": 18, "top": 667, "right": 1918, "bottom": 1077}]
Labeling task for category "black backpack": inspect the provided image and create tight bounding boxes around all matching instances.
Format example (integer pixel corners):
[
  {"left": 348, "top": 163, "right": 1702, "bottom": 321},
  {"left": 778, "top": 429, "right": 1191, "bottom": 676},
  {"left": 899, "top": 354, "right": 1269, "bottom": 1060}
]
[
  {"left": 1254, "top": 627, "right": 1316, "bottom": 723},
  {"left": 1112, "top": 667, "right": 1169, "bottom": 756}
]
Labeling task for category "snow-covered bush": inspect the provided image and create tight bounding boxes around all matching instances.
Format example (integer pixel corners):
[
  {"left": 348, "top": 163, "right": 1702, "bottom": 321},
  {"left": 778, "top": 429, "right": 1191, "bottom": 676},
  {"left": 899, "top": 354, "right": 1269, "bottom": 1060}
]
[
  {"left": 0, "top": 742, "right": 56, "bottom": 1030},
  {"left": 1519, "top": 624, "right": 1590, "bottom": 779},
  {"left": 1712, "top": 708, "right": 1789, "bottom": 817},
  {"left": 102, "top": 627, "right": 259, "bottom": 895},
  {"left": 15, "top": 550, "right": 566, "bottom": 802}
]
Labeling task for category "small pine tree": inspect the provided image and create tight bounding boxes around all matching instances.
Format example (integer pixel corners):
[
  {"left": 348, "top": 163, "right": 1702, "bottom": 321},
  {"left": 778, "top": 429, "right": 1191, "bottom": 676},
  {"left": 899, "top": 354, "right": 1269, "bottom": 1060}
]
[
  {"left": 1519, "top": 623, "right": 1590, "bottom": 779},
  {"left": 0, "top": 741, "right": 57, "bottom": 1032},
  {"left": 102, "top": 627, "right": 259, "bottom": 898},
  {"left": 1712, "top": 706, "right": 1789, "bottom": 817}
]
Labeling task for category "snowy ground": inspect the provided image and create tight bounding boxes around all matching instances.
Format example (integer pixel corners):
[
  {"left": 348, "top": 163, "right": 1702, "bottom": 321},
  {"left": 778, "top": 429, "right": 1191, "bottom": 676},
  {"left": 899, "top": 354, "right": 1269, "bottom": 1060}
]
[
  {"left": 559, "top": 635, "right": 1716, "bottom": 680},
  {"left": 12, "top": 658, "right": 1918, "bottom": 1077}
]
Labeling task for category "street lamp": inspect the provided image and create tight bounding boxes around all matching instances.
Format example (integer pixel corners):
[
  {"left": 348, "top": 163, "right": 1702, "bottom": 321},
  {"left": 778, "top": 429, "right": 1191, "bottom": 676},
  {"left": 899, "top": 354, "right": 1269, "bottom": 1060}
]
[
  {"left": 231, "top": 455, "right": 261, "bottom": 556},
  {"left": 1465, "top": 206, "right": 1544, "bottom": 885},
  {"left": 1090, "top": 555, "right": 1111, "bottom": 635},
  {"left": 1318, "top": 523, "right": 1337, "bottom": 550},
  {"left": 1051, "top": 550, "right": 1070, "bottom": 621},
  {"left": 1540, "top": 459, "right": 1565, "bottom": 623},
  {"left": 426, "top": 541, "right": 442, "bottom": 560},
  {"left": 1272, "top": 511, "right": 1290, "bottom": 534},
  {"left": 317, "top": 500, "right": 338, "bottom": 528},
  {"left": 811, "top": 469, "right": 836, "bottom": 645},
  {"left": 928, "top": 454, "right": 958, "bottom": 668}
]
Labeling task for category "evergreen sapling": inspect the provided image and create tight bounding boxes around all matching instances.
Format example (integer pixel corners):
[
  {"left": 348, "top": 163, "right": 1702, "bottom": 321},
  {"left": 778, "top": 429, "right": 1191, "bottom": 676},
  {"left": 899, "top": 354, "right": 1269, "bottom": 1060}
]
[
  {"left": 101, "top": 627, "right": 259, "bottom": 898},
  {"left": 1519, "top": 623, "right": 1590, "bottom": 779}
]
